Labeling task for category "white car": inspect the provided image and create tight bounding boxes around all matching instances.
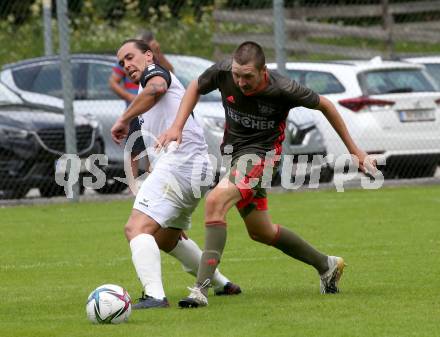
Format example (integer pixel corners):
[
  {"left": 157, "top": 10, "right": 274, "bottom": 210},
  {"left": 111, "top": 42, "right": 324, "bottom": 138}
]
[
  {"left": 0, "top": 54, "right": 332, "bottom": 186},
  {"left": 268, "top": 58, "right": 440, "bottom": 178},
  {"left": 404, "top": 56, "right": 440, "bottom": 88}
]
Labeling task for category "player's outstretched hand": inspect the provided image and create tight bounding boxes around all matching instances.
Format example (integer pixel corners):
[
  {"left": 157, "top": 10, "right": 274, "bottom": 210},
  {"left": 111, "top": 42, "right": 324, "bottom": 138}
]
[
  {"left": 111, "top": 118, "right": 130, "bottom": 144},
  {"left": 155, "top": 126, "right": 183, "bottom": 150},
  {"left": 355, "top": 150, "right": 378, "bottom": 177}
]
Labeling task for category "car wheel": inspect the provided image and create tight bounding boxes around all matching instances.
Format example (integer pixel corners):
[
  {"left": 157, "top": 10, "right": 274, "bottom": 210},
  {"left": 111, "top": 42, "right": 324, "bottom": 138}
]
[
  {"left": 395, "top": 163, "right": 437, "bottom": 179},
  {"left": 39, "top": 184, "right": 85, "bottom": 198},
  {"left": 0, "top": 187, "right": 30, "bottom": 199},
  {"left": 39, "top": 184, "right": 65, "bottom": 198},
  {"left": 319, "top": 166, "right": 334, "bottom": 183},
  {"left": 96, "top": 178, "right": 127, "bottom": 194},
  {"left": 414, "top": 163, "right": 437, "bottom": 178},
  {"left": 272, "top": 171, "right": 282, "bottom": 186}
]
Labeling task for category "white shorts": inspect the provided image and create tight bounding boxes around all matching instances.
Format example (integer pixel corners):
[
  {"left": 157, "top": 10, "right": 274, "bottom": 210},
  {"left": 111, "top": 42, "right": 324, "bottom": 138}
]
[{"left": 133, "top": 154, "right": 213, "bottom": 230}]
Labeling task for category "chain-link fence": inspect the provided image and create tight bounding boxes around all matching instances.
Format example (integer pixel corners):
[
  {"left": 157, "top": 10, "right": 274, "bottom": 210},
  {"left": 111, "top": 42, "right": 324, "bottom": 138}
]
[{"left": 0, "top": 0, "right": 439, "bottom": 200}]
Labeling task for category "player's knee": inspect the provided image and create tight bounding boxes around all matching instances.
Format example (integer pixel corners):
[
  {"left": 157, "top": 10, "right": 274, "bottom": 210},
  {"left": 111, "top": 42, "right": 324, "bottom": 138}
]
[
  {"left": 247, "top": 231, "right": 261, "bottom": 242},
  {"left": 205, "top": 192, "right": 218, "bottom": 209},
  {"left": 124, "top": 218, "right": 155, "bottom": 241},
  {"left": 124, "top": 222, "right": 136, "bottom": 241},
  {"left": 247, "top": 231, "right": 268, "bottom": 244},
  {"left": 205, "top": 192, "right": 226, "bottom": 218},
  {"left": 246, "top": 228, "right": 274, "bottom": 245},
  {"left": 155, "top": 237, "right": 178, "bottom": 253}
]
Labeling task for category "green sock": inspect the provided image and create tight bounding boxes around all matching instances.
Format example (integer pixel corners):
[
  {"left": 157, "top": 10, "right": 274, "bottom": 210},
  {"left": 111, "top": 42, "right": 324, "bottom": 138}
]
[
  {"left": 272, "top": 225, "right": 328, "bottom": 274},
  {"left": 196, "top": 222, "right": 227, "bottom": 296}
]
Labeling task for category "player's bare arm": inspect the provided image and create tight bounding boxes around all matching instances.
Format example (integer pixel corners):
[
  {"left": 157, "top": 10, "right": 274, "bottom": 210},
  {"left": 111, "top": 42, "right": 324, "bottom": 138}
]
[
  {"left": 111, "top": 76, "right": 168, "bottom": 144},
  {"left": 156, "top": 79, "right": 200, "bottom": 148},
  {"left": 317, "top": 95, "right": 376, "bottom": 173},
  {"left": 122, "top": 77, "right": 168, "bottom": 122},
  {"left": 108, "top": 73, "right": 137, "bottom": 102}
]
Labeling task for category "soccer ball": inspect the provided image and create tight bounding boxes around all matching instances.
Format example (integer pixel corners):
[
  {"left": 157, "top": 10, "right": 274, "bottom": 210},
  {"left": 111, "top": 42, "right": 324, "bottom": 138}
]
[{"left": 86, "top": 284, "right": 132, "bottom": 324}]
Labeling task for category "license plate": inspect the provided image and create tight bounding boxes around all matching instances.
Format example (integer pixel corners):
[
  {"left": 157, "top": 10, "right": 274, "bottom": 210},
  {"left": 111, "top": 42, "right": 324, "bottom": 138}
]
[
  {"left": 55, "top": 158, "right": 88, "bottom": 174},
  {"left": 399, "top": 110, "right": 436, "bottom": 122}
]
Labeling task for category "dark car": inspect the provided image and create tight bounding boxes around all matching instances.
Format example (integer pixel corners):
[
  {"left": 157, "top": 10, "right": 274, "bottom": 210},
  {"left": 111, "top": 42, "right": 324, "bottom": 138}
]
[
  {"left": 0, "top": 54, "right": 128, "bottom": 194},
  {"left": 0, "top": 92, "right": 104, "bottom": 199}
]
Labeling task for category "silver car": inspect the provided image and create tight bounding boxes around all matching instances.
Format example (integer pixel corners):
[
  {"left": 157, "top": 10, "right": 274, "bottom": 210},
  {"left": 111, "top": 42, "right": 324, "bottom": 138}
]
[
  {"left": 1, "top": 54, "right": 127, "bottom": 193},
  {"left": 0, "top": 54, "right": 332, "bottom": 187}
]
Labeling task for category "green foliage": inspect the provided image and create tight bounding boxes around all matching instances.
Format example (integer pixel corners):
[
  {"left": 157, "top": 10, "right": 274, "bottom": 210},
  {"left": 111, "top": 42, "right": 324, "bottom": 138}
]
[
  {"left": 151, "top": 4, "right": 215, "bottom": 58},
  {"left": 0, "top": 0, "right": 215, "bottom": 66},
  {"left": 0, "top": 0, "right": 34, "bottom": 24},
  {"left": 1, "top": 0, "right": 439, "bottom": 66},
  {"left": 1, "top": 186, "right": 440, "bottom": 336},
  {"left": 0, "top": 3, "right": 45, "bottom": 65}
]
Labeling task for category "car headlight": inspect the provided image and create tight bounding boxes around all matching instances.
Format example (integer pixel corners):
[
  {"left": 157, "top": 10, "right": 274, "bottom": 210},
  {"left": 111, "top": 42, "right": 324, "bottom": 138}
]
[
  {"left": 0, "top": 126, "right": 29, "bottom": 139},
  {"left": 88, "top": 120, "right": 100, "bottom": 129},
  {"left": 203, "top": 117, "right": 225, "bottom": 133},
  {"left": 287, "top": 121, "right": 315, "bottom": 145},
  {"left": 287, "top": 122, "right": 298, "bottom": 140}
]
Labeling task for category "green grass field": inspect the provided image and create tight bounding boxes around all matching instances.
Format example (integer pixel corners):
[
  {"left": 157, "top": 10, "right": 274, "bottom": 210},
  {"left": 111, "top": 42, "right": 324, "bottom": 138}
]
[{"left": 1, "top": 186, "right": 439, "bottom": 337}]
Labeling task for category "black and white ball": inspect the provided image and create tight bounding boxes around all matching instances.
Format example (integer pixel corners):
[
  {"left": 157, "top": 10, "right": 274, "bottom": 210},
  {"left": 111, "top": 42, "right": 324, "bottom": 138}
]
[{"left": 86, "top": 284, "right": 132, "bottom": 324}]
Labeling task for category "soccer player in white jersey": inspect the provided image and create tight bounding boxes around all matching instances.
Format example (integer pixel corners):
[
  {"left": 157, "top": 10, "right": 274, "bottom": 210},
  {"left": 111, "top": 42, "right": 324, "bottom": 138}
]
[{"left": 111, "top": 39, "right": 241, "bottom": 309}]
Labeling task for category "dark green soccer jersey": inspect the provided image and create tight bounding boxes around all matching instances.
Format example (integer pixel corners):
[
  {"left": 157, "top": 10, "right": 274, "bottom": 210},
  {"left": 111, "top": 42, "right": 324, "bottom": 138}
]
[{"left": 197, "top": 59, "right": 320, "bottom": 161}]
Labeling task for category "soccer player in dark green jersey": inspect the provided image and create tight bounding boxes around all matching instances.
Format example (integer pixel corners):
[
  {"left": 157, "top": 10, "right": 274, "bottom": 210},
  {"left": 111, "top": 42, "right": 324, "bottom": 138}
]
[{"left": 157, "top": 41, "right": 377, "bottom": 307}]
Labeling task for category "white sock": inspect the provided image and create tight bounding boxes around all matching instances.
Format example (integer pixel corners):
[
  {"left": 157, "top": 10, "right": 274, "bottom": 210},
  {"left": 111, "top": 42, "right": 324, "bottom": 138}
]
[
  {"left": 168, "top": 237, "right": 230, "bottom": 290},
  {"left": 130, "top": 233, "right": 166, "bottom": 299}
]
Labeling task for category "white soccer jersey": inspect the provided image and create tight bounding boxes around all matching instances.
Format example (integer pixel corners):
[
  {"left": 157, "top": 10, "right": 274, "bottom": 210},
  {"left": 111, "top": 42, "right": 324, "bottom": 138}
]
[
  {"left": 136, "top": 64, "right": 208, "bottom": 170},
  {"left": 132, "top": 63, "right": 213, "bottom": 229}
]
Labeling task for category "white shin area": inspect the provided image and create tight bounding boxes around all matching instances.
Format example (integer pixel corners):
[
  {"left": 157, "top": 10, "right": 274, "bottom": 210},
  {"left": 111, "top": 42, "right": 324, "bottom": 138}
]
[{"left": 130, "top": 233, "right": 166, "bottom": 299}]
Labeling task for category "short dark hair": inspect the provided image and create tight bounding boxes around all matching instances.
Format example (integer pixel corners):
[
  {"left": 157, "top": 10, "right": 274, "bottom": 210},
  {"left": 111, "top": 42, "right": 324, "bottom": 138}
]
[
  {"left": 119, "top": 39, "right": 159, "bottom": 65},
  {"left": 120, "top": 38, "right": 152, "bottom": 53},
  {"left": 233, "top": 41, "right": 265, "bottom": 70}
]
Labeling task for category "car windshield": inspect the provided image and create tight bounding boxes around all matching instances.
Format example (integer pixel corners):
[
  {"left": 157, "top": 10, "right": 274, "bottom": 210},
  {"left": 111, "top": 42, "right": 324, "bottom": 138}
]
[
  {"left": 286, "top": 70, "right": 345, "bottom": 95},
  {"left": 11, "top": 62, "right": 83, "bottom": 99},
  {"left": 423, "top": 63, "right": 440, "bottom": 88},
  {"left": 360, "top": 69, "right": 436, "bottom": 95},
  {"left": 167, "top": 56, "right": 221, "bottom": 102}
]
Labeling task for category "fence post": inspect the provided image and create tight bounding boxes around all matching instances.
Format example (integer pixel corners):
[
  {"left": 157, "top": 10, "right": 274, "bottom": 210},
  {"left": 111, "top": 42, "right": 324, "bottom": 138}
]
[
  {"left": 56, "top": 0, "right": 79, "bottom": 202},
  {"left": 273, "top": 0, "right": 287, "bottom": 76},
  {"left": 382, "top": 0, "right": 395, "bottom": 59},
  {"left": 43, "top": 0, "right": 53, "bottom": 56},
  {"left": 213, "top": 0, "right": 223, "bottom": 61}
]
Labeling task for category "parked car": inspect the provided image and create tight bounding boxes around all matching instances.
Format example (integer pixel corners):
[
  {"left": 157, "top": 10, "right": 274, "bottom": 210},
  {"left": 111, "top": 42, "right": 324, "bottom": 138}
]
[
  {"left": 1, "top": 54, "right": 332, "bottom": 186},
  {"left": 0, "top": 82, "right": 104, "bottom": 199},
  {"left": 268, "top": 58, "right": 440, "bottom": 178},
  {"left": 404, "top": 56, "right": 440, "bottom": 88},
  {"left": 0, "top": 54, "right": 131, "bottom": 193},
  {"left": 283, "top": 110, "right": 334, "bottom": 183}
]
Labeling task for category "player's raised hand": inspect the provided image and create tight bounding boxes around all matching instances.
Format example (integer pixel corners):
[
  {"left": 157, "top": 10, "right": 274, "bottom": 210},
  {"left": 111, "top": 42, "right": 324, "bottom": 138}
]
[
  {"left": 155, "top": 126, "right": 183, "bottom": 150},
  {"left": 111, "top": 118, "right": 130, "bottom": 144}
]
